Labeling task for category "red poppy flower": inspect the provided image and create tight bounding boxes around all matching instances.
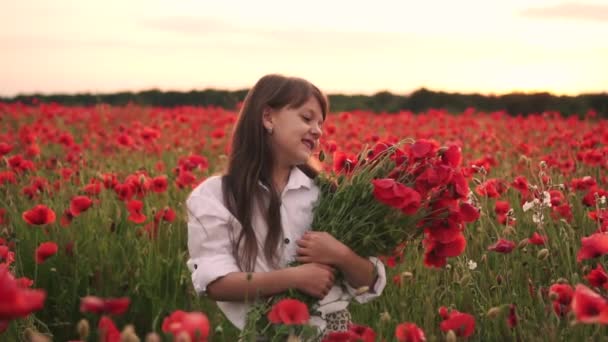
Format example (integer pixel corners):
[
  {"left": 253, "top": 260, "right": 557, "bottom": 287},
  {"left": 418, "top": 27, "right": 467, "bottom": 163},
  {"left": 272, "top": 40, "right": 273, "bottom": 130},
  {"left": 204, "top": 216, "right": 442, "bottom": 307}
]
[
  {"left": 586, "top": 263, "right": 608, "bottom": 288},
  {"left": 494, "top": 201, "right": 510, "bottom": 215},
  {"left": 371, "top": 178, "right": 421, "bottom": 213},
  {"left": 322, "top": 331, "right": 355, "bottom": 342},
  {"left": 22, "top": 205, "right": 56, "bottom": 225},
  {"left": 487, "top": 239, "right": 516, "bottom": 254},
  {"left": 440, "top": 145, "right": 462, "bottom": 168},
  {"left": 35, "top": 242, "right": 58, "bottom": 264},
  {"left": 80, "top": 296, "right": 130, "bottom": 315},
  {"left": 528, "top": 232, "right": 547, "bottom": 246},
  {"left": 577, "top": 233, "right": 608, "bottom": 262},
  {"left": 347, "top": 323, "right": 376, "bottom": 342},
  {"left": 507, "top": 304, "right": 517, "bottom": 328},
  {"left": 162, "top": 310, "right": 210, "bottom": 342},
  {"left": 150, "top": 175, "right": 168, "bottom": 193},
  {"left": 98, "top": 316, "right": 121, "bottom": 342},
  {"left": 267, "top": 299, "right": 310, "bottom": 325},
  {"left": 549, "top": 283, "right": 574, "bottom": 316},
  {"left": 571, "top": 284, "right": 608, "bottom": 324},
  {"left": 126, "top": 200, "right": 146, "bottom": 224},
  {"left": 410, "top": 139, "right": 439, "bottom": 160},
  {"left": 458, "top": 202, "right": 480, "bottom": 223},
  {"left": 69, "top": 195, "right": 93, "bottom": 217},
  {"left": 0, "top": 265, "right": 46, "bottom": 320},
  {"left": 395, "top": 322, "right": 426, "bottom": 342},
  {"left": 439, "top": 309, "right": 475, "bottom": 338}
]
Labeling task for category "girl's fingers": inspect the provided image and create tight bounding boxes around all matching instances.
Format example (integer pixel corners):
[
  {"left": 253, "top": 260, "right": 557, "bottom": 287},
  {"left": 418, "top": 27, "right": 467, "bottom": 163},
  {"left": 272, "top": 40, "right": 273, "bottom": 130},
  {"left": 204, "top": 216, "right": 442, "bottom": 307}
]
[
  {"left": 296, "top": 247, "right": 309, "bottom": 255},
  {"left": 296, "top": 239, "right": 309, "bottom": 247}
]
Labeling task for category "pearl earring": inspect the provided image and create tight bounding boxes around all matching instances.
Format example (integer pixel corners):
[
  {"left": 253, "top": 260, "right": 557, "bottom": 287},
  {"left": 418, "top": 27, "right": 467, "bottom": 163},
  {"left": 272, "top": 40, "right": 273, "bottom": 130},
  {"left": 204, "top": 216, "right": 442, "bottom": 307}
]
[{"left": 267, "top": 127, "right": 273, "bottom": 135}]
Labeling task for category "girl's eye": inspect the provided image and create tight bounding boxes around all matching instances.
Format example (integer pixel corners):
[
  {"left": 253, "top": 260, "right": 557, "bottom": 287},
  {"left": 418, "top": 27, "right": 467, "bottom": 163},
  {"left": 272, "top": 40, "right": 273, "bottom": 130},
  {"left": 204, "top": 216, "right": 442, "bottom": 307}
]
[{"left": 302, "top": 116, "right": 312, "bottom": 122}]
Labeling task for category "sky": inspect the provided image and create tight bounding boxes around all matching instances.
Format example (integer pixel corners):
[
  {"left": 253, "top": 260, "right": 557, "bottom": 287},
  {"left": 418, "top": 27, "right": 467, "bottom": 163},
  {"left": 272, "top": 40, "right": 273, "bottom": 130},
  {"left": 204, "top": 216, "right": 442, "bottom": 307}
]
[{"left": 1, "top": 0, "right": 608, "bottom": 97}]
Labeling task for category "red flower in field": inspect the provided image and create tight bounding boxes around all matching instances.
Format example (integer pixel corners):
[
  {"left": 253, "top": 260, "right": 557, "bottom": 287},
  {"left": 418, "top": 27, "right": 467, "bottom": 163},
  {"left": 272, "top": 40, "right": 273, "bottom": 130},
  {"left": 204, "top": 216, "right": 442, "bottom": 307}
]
[
  {"left": 511, "top": 176, "right": 529, "bottom": 197},
  {"left": 423, "top": 233, "right": 467, "bottom": 268},
  {"left": 80, "top": 296, "right": 130, "bottom": 315},
  {"left": 333, "top": 151, "right": 357, "bottom": 174},
  {"left": 371, "top": 178, "right": 421, "bottom": 213},
  {"left": 126, "top": 200, "right": 146, "bottom": 224},
  {"left": 475, "top": 179, "right": 507, "bottom": 198},
  {"left": 577, "top": 233, "right": 608, "bottom": 262},
  {"left": 35, "top": 242, "right": 58, "bottom": 264},
  {"left": 487, "top": 239, "right": 515, "bottom": 254},
  {"left": 69, "top": 195, "right": 93, "bottom": 217},
  {"left": 439, "top": 308, "right": 475, "bottom": 338},
  {"left": 549, "top": 283, "right": 574, "bottom": 317},
  {"left": 410, "top": 139, "right": 439, "bottom": 160},
  {"left": 507, "top": 304, "right": 517, "bottom": 328},
  {"left": 528, "top": 232, "right": 547, "bottom": 245},
  {"left": 395, "top": 322, "right": 426, "bottom": 342},
  {"left": 571, "top": 176, "right": 596, "bottom": 191},
  {"left": 22, "top": 205, "right": 56, "bottom": 225},
  {"left": 571, "top": 284, "right": 608, "bottom": 324},
  {"left": 440, "top": 145, "right": 462, "bottom": 168},
  {"left": 347, "top": 323, "right": 376, "bottom": 342},
  {"left": 154, "top": 207, "right": 176, "bottom": 223},
  {"left": 322, "top": 331, "right": 355, "bottom": 341},
  {"left": 83, "top": 182, "right": 102, "bottom": 196},
  {"left": 586, "top": 263, "right": 608, "bottom": 289},
  {"left": 0, "top": 208, "right": 7, "bottom": 225},
  {"left": 449, "top": 172, "right": 469, "bottom": 199},
  {"left": 0, "top": 142, "right": 12, "bottom": 156},
  {"left": 0, "top": 171, "right": 17, "bottom": 185},
  {"left": 150, "top": 175, "right": 168, "bottom": 193},
  {"left": 494, "top": 201, "right": 510, "bottom": 215},
  {"left": 458, "top": 202, "right": 480, "bottom": 223},
  {"left": 0, "top": 264, "right": 46, "bottom": 320},
  {"left": 98, "top": 316, "right": 121, "bottom": 342},
  {"left": 162, "top": 310, "right": 210, "bottom": 342},
  {"left": 267, "top": 299, "right": 310, "bottom": 325}
]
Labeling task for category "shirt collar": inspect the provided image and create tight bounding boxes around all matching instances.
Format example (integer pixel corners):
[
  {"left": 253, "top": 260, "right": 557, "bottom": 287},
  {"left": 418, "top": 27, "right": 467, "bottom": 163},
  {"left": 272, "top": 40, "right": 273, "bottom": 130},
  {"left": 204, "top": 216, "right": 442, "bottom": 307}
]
[{"left": 258, "top": 166, "right": 313, "bottom": 193}]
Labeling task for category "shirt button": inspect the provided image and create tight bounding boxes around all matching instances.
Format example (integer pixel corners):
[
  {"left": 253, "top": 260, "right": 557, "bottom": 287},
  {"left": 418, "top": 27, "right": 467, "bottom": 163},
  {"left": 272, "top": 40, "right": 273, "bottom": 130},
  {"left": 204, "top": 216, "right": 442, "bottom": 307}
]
[{"left": 284, "top": 238, "right": 290, "bottom": 244}]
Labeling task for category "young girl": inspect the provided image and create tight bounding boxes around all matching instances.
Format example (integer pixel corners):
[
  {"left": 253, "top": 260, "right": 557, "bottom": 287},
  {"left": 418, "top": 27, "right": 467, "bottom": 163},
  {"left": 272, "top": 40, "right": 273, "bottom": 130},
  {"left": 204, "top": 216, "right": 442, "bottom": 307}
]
[{"left": 185, "top": 74, "right": 387, "bottom": 339}]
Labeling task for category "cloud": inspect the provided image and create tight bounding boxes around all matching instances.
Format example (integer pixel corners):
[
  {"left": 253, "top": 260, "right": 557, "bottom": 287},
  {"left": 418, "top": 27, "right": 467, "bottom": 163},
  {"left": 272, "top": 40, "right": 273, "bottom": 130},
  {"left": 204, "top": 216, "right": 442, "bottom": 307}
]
[{"left": 520, "top": 2, "right": 608, "bottom": 22}]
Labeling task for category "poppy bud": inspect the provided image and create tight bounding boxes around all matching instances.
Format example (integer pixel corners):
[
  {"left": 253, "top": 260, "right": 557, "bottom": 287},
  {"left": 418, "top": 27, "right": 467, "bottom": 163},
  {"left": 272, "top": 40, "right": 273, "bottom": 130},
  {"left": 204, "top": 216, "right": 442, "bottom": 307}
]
[
  {"left": 517, "top": 239, "right": 529, "bottom": 249},
  {"left": 537, "top": 248, "right": 550, "bottom": 260},
  {"left": 145, "top": 333, "right": 161, "bottom": 342},
  {"left": 380, "top": 311, "right": 391, "bottom": 322},
  {"left": 120, "top": 325, "right": 140, "bottom": 342},
  {"left": 487, "top": 306, "right": 502, "bottom": 318},
  {"left": 496, "top": 274, "right": 503, "bottom": 285},
  {"left": 446, "top": 329, "right": 457, "bottom": 342},
  {"left": 287, "top": 334, "right": 302, "bottom": 342},
  {"left": 77, "top": 319, "right": 90, "bottom": 340}
]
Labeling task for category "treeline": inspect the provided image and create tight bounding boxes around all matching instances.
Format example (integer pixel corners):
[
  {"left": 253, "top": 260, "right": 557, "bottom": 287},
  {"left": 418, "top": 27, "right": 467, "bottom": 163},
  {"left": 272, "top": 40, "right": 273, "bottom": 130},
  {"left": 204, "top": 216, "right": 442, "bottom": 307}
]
[{"left": 2, "top": 88, "right": 607, "bottom": 117}]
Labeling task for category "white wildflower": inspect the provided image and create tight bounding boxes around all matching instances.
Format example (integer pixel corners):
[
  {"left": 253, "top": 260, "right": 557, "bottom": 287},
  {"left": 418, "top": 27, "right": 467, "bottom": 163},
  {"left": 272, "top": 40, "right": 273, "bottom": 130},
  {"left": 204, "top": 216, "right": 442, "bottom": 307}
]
[
  {"left": 601, "top": 196, "right": 607, "bottom": 205},
  {"left": 542, "top": 191, "right": 552, "bottom": 207},
  {"left": 468, "top": 260, "right": 477, "bottom": 270},
  {"left": 533, "top": 212, "right": 544, "bottom": 224},
  {"left": 523, "top": 199, "right": 538, "bottom": 212}
]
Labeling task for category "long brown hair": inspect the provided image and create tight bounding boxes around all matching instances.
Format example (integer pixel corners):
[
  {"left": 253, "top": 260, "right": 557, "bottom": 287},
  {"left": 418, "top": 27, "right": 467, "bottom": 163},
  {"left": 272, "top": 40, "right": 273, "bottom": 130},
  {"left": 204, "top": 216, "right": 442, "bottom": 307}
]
[{"left": 222, "top": 74, "right": 329, "bottom": 272}]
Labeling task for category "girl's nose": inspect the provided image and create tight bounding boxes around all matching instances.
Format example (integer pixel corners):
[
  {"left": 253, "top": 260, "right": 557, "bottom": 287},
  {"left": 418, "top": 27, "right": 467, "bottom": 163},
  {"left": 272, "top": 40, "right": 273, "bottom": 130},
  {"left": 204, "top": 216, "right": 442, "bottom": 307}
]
[{"left": 311, "top": 123, "right": 323, "bottom": 138}]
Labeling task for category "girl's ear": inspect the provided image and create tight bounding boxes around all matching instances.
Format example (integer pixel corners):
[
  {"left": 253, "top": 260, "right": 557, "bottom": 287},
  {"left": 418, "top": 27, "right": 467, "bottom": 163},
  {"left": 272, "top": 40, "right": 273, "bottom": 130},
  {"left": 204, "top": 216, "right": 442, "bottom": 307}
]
[{"left": 262, "top": 106, "right": 274, "bottom": 131}]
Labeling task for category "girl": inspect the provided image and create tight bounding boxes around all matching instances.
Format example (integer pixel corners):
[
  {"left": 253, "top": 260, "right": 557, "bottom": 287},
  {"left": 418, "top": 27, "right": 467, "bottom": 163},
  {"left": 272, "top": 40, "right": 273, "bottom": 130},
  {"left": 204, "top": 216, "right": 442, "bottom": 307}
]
[{"left": 186, "top": 74, "right": 387, "bottom": 339}]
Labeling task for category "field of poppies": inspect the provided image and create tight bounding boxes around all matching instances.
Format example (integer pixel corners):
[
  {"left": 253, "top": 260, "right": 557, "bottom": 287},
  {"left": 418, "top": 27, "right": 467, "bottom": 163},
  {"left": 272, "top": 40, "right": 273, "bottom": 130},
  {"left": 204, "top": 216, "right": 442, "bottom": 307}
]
[{"left": 1, "top": 101, "right": 608, "bottom": 341}]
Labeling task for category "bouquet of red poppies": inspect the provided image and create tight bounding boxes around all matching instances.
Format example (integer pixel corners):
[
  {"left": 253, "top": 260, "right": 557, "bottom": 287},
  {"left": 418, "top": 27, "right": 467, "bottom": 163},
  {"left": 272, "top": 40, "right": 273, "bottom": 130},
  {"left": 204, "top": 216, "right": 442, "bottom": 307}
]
[
  {"left": 312, "top": 139, "right": 479, "bottom": 268},
  {"left": 243, "top": 139, "right": 479, "bottom": 340}
]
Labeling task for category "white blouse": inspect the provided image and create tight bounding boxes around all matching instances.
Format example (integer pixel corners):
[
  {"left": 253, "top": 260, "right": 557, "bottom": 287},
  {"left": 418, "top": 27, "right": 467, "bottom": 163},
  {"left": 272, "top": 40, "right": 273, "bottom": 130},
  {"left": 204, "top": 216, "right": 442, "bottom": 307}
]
[{"left": 186, "top": 166, "right": 387, "bottom": 332}]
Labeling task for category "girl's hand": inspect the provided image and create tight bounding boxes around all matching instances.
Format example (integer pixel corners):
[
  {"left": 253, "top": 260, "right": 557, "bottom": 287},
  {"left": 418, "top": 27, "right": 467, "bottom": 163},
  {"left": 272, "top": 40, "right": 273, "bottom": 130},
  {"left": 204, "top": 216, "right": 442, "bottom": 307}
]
[
  {"left": 295, "top": 231, "right": 350, "bottom": 266},
  {"left": 291, "top": 262, "right": 336, "bottom": 299}
]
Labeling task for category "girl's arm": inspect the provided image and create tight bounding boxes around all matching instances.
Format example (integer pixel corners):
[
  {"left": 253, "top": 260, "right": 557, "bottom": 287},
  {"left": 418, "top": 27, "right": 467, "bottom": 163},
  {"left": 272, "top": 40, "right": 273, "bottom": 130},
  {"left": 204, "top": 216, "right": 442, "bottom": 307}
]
[
  {"left": 207, "top": 263, "right": 336, "bottom": 302},
  {"left": 335, "top": 248, "right": 378, "bottom": 291}
]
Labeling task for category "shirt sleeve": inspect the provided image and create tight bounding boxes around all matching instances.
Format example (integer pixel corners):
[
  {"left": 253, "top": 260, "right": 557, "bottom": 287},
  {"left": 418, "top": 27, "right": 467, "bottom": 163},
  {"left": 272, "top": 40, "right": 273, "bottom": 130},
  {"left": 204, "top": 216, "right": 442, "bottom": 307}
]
[
  {"left": 343, "top": 256, "right": 387, "bottom": 304},
  {"left": 186, "top": 192, "right": 241, "bottom": 296}
]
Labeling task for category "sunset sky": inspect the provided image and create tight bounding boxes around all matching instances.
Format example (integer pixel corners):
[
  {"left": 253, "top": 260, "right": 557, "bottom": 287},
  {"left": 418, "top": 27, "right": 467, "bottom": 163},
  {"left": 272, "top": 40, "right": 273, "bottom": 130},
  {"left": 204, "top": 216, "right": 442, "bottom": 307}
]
[{"left": 2, "top": 0, "right": 607, "bottom": 97}]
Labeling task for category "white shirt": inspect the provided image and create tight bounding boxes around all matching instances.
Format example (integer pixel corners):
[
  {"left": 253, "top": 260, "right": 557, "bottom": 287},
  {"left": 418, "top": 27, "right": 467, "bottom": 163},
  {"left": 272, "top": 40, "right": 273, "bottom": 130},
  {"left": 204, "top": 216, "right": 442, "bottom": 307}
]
[{"left": 186, "top": 166, "right": 387, "bottom": 332}]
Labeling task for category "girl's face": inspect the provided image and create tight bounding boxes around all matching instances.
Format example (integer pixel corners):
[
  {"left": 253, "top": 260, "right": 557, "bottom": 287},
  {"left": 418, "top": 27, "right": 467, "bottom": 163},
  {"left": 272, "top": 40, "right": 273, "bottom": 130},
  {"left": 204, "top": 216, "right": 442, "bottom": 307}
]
[{"left": 264, "top": 96, "right": 324, "bottom": 167}]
